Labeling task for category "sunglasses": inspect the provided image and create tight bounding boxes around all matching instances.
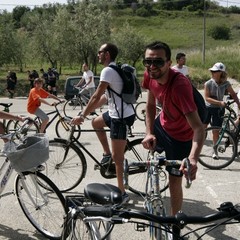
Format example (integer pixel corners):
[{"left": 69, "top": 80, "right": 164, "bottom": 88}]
[
  {"left": 98, "top": 50, "right": 106, "bottom": 55},
  {"left": 142, "top": 58, "right": 166, "bottom": 68}
]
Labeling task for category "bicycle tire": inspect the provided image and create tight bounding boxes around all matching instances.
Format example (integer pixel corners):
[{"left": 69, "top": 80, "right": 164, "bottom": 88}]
[
  {"left": 15, "top": 171, "right": 67, "bottom": 239},
  {"left": 55, "top": 118, "right": 81, "bottom": 140},
  {"left": 44, "top": 139, "right": 87, "bottom": 192},
  {"left": 199, "top": 126, "right": 237, "bottom": 169},
  {"left": 125, "top": 138, "right": 169, "bottom": 196},
  {"left": 135, "top": 101, "right": 146, "bottom": 121},
  {"left": 63, "top": 97, "right": 84, "bottom": 118},
  {"left": 14, "top": 120, "right": 39, "bottom": 137},
  {"left": 6, "top": 119, "right": 18, "bottom": 133}
]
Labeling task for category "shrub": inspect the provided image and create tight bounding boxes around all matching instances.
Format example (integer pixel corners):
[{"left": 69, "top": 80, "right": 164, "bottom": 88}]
[{"left": 208, "top": 25, "right": 231, "bottom": 40}]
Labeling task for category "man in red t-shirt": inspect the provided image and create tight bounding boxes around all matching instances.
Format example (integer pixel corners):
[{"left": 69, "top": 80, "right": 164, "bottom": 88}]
[
  {"left": 27, "top": 78, "right": 61, "bottom": 133},
  {"left": 141, "top": 41, "right": 204, "bottom": 239}
]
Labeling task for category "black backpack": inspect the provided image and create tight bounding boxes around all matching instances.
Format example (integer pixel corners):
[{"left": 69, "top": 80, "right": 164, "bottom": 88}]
[
  {"left": 108, "top": 63, "right": 141, "bottom": 104},
  {"left": 169, "top": 73, "right": 207, "bottom": 123}
]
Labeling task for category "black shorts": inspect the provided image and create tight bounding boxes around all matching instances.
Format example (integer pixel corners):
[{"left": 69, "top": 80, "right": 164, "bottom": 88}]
[
  {"left": 48, "top": 80, "right": 56, "bottom": 87},
  {"left": 203, "top": 107, "right": 225, "bottom": 127},
  {"left": 102, "top": 112, "right": 135, "bottom": 140},
  {"left": 154, "top": 116, "right": 192, "bottom": 177}
]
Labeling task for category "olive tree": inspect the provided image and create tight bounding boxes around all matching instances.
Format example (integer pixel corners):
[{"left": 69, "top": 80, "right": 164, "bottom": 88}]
[{"left": 112, "top": 22, "right": 148, "bottom": 67}]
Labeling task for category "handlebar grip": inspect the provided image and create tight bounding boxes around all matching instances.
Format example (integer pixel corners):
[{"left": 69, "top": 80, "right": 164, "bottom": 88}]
[{"left": 83, "top": 206, "right": 113, "bottom": 217}]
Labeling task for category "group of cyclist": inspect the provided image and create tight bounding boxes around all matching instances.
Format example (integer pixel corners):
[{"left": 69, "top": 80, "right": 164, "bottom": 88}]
[{"left": 1, "top": 40, "right": 239, "bottom": 240}]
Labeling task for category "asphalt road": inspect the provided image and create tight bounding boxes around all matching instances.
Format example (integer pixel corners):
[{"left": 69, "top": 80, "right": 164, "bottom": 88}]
[{"left": 0, "top": 93, "right": 240, "bottom": 240}]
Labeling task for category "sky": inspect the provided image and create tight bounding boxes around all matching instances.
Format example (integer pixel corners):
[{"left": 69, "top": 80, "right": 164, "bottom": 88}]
[{"left": 0, "top": 0, "right": 240, "bottom": 13}]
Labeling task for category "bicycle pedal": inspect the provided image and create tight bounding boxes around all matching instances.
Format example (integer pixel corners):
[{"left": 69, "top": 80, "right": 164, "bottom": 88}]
[
  {"left": 134, "top": 223, "right": 146, "bottom": 232},
  {"left": 94, "top": 164, "right": 100, "bottom": 170}
]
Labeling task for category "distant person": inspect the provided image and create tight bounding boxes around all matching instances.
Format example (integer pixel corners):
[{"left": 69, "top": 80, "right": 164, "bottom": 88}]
[
  {"left": 47, "top": 68, "right": 57, "bottom": 96},
  {"left": 75, "top": 63, "right": 96, "bottom": 115},
  {"left": 6, "top": 71, "right": 17, "bottom": 98},
  {"left": 27, "top": 70, "right": 35, "bottom": 89},
  {"left": 172, "top": 52, "right": 190, "bottom": 78},
  {"left": 27, "top": 78, "right": 61, "bottom": 133},
  {"left": 40, "top": 68, "right": 49, "bottom": 91},
  {"left": 203, "top": 62, "right": 240, "bottom": 159},
  {"left": 75, "top": 63, "right": 95, "bottom": 98}
]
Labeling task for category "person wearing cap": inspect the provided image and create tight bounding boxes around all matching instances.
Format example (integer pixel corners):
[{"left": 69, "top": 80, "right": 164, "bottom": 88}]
[
  {"left": 203, "top": 62, "right": 240, "bottom": 159},
  {"left": 27, "top": 78, "right": 61, "bottom": 133}
]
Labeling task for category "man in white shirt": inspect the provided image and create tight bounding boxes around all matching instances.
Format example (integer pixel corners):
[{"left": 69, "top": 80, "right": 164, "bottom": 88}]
[
  {"left": 76, "top": 63, "right": 95, "bottom": 97},
  {"left": 172, "top": 52, "right": 190, "bottom": 78}
]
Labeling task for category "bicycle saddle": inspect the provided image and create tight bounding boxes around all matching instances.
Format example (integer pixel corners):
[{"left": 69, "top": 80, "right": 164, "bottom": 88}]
[
  {"left": 0, "top": 103, "right": 13, "bottom": 108},
  {"left": 84, "top": 183, "right": 122, "bottom": 205}
]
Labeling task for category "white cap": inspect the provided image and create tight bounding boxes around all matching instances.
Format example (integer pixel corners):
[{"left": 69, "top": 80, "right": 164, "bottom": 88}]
[{"left": 209, "top": 62, "right": 226, "bottom": 72}]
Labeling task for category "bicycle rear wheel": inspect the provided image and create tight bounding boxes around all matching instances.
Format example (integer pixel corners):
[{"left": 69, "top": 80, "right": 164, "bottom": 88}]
[
  {"left": 125, "top": 138, "right": 169, "bottom": 196},
  {"left": 199, "top": 126, "right": 237, "bottom": 169},
  {"left": 44, "top": 139, "right": 87, "bottom": 192},
  {"left": 63, "top": 98, "right": 84, "bottom": 118},
  {"left": 135, "top": 101, "right": 146, "bottom": 121},
  {"left": 15, "top": 171, "right": 67, "bottom": 239}
]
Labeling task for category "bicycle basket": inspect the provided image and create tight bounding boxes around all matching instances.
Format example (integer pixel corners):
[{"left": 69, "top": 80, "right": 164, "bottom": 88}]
[{"left": 7, "top": 134, "right": 49, "bottom": 173}]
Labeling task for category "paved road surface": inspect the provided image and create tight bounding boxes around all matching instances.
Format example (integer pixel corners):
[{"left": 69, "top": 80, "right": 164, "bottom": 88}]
[{"left": 0, "top": 93, "right": 240, "bottom": 239}]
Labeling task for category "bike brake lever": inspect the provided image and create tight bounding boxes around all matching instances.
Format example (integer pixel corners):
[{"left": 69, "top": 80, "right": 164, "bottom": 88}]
[{"left": 183, "top": 158, "right": 192, "bottom": 189}]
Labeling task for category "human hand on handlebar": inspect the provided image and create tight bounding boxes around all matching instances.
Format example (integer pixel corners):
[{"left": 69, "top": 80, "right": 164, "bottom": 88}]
[{"left": 141, "top": 134, "right": 156, "bottom": 150}]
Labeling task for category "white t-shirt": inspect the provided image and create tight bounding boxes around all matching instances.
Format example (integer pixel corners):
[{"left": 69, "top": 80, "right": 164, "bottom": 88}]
[
  {"left": 172, "top": 65, "right": 189, "bottom": 76},
  {"left": 83, "top": 70, "right": 95, "bottom": 89},
  {"left": 100, "top": 63, "right": 135, "bottom": 119}
]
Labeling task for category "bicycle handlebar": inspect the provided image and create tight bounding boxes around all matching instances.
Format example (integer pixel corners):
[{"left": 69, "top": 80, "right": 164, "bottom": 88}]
[
  {"left": 123, "top": 156, "right": 191, "bottom": 189},
  {"left": 82, "top": 202, "right": 240, "bottom": 228}
]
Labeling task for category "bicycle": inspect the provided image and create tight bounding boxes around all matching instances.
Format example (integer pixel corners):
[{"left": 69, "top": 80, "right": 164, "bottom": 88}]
[
  {"left": 14, "top": 101, "right": 82, "bottom": 140},
  {"left": 63, "top": 86, "right": 105, "bottom": 119},
  {"left": 134, "top": 101, "right": 162, "bottom": 122},
  {"left": 0, "top": 102, "right": 18, "bottom": 133},
  {"left": 43, "top": 122, "right": 150, "bottom": 194},
  {"left": 199, "top": 101, "right": 239, "bottom": 169},
  {"left": 61, "top": 182, "right": 240, "bottom": 240},
  {"left": 0, "top": 118, "right": 67, "bottom": 239}
]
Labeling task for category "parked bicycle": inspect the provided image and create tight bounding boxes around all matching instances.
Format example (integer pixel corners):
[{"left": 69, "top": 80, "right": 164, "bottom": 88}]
[
  {"left": 62, "top": 182, "right": 240, "bottom": 240},
  {"left": 43, "top": 122, "right": 148, "bottom": 193},
  {"left": 0, "top": 102, "right": 18, "bottom": 133},
  {"left": 63, "top": 86, "right": 105, "bottom": 119},
  {"left": 0, "top": 118, "right": 67, "bottom": 240},
  {"left": 199, "top": 100, "right": 239, "bottom": 169},
  {"left": 14, "top": 101, "right": 81, "bottom": 140}
]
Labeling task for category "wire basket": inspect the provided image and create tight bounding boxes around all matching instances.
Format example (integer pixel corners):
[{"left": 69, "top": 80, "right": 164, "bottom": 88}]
[{"left": 7, "top": 134, "right": 49, "bottom": 173}]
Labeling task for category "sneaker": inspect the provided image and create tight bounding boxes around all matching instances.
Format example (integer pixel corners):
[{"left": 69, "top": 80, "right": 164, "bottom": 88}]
[
  {"left": 212, "top": 153, "right": 219, "bottom": 159},
  {"left": 101, "top": 154, "right": 112, "bottom": 165},
  {"left": 121, "top": 192, "right": 130, "bottom": 204}
]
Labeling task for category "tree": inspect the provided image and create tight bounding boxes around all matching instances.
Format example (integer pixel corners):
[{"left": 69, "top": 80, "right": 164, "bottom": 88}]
[{"left": 112, "top": 22, "right": 147, "bottom": 67}]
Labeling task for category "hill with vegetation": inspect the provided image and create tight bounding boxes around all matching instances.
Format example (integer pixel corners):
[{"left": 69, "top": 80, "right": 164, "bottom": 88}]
[{"left": 0, "top": 0, "right": 240, "bottom": 96}]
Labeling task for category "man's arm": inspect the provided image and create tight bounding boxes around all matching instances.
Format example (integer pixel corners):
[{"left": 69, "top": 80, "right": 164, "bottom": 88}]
[
  {"left": 183, "top": 111, "right": 205, "bottom": 180},
  {"left": 142, "top": 90, "right": 157, "bottom": 150}
]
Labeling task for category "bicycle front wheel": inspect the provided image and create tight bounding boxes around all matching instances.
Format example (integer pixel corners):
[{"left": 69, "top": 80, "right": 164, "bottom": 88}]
[
  {"left": 15, "top": 171, "right": 67, "bottom": 239},
  {"left": 125, "top": 138, "right": 169, "bottom": 196},
  {"left": 63, "top": 98, "right": 84, "bottom": 118},
  {"left": 55, "top": 119, "right": 81, "bottom": 140},
  {"left": 45, "top": 139, "right": 87, "bottom": 192},
  {"left": 199, "top": 126, "right": 237, "bottom": 169}
]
